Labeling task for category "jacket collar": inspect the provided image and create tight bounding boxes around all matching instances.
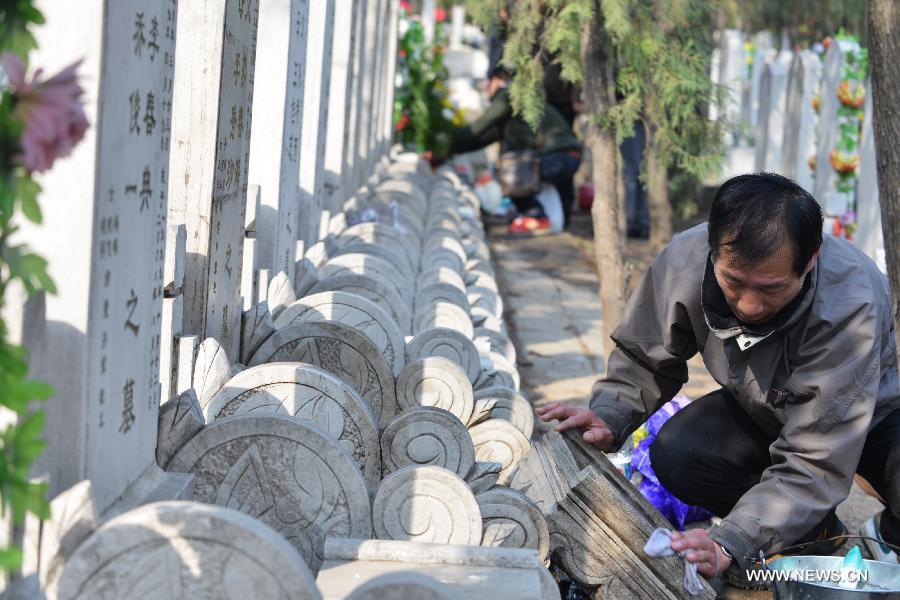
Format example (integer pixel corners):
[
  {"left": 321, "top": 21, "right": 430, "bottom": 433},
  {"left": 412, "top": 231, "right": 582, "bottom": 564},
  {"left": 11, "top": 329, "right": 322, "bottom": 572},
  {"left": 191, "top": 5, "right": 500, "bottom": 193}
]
[{"left": 700, "top": 255, "right": 817, "bottom": 351}]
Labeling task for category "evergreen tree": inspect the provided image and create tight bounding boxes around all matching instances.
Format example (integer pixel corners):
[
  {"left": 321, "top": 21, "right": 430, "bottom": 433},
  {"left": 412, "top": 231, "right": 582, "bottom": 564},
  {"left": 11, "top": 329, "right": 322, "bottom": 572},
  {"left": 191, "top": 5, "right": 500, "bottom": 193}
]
[{"left": 468, "top": 0, "right": 724, "bottom": 350}]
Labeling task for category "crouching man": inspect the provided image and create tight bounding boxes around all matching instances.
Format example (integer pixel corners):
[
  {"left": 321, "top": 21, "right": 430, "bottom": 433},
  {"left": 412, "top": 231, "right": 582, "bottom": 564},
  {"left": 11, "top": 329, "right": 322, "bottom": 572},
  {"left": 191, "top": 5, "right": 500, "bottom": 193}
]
[{"left": 538, "top": 173, "right": 900, "bottom": 583}]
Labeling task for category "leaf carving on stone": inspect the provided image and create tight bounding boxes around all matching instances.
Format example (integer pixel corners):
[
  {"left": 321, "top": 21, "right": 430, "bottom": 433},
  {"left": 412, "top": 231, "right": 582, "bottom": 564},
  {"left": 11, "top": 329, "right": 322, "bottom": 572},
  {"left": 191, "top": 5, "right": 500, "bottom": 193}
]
[
  {"left": 216, "top": 444, "right": 275, "bottom": 519},
  {"left": 267, "top": 271, "right": 297, "bottom": 318},
  {"left": 240, "top": 301, "right": 275, "bottom": 364},
  {"left": 194, "top": 338, "right": 232, "bottom": 411}
]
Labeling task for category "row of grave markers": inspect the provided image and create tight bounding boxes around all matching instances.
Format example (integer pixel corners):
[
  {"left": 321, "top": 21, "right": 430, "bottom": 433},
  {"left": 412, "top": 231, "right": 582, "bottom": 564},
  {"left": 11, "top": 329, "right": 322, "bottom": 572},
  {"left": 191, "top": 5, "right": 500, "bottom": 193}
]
[
  {"left": 713, "top": 29, "right": 884, "bottom": 272},
  {"left": 3, "top": 0, "right": 399, "bottom": 572}
]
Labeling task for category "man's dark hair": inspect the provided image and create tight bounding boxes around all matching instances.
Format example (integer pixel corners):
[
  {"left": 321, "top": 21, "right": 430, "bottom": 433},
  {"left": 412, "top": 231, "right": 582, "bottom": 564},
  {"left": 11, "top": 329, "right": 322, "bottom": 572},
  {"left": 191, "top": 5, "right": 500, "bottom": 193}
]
[{"left": 708, "top": 173, "right": 823, "bottom": 275}]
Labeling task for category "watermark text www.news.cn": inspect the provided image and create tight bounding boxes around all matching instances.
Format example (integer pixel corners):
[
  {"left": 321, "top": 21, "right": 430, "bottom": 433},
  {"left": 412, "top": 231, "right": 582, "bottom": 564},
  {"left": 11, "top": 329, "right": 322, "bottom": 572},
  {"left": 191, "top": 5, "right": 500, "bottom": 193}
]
[{"left": 746, "top": 569, "right": 869, "bottom": 584}]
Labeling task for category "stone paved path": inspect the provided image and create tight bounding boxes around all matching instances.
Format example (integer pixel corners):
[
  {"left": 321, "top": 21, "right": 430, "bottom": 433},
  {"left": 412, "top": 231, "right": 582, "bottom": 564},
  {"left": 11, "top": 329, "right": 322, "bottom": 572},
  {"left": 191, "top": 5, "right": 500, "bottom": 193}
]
[{"left": 486, "top": 209, "right": 883, "bottom": 600}]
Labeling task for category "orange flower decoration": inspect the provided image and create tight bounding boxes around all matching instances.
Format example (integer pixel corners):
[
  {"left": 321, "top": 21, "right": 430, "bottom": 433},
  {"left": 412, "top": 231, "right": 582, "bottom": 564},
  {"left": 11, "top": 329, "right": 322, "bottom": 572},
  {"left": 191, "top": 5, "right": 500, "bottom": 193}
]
[
  {"left": 811, "top": 94, "right": 820, "bottom": 113},
  {"left": 829, "top": 149, "right": 858, "bottom": 175},
  {"left": 808, "top": 155, "right": 817, "bottom": 171},
  {"left": 836, "top": 81, "right": 865, "bottom": 109}
]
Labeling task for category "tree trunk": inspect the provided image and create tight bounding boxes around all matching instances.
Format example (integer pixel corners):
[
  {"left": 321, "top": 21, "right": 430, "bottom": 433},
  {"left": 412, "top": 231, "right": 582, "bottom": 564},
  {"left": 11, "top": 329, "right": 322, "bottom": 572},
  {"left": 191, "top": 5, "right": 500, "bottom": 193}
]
[
  {"left": 868, "top": 0, "right": 900, "bottom": 358},
  {"left": 645, "top": 124, "right": 672, "bottom": 252},
  {"left": 581, "top": 4, "right": 627, "bottom": 359}
]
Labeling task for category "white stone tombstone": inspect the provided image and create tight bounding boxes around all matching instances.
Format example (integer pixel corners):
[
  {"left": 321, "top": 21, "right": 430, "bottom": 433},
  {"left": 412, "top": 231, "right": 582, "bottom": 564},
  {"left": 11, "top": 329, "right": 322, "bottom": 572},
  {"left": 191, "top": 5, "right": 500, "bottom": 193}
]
[
  {"left": 781, "top": 50, "right": 822, "bottom": 193},
  {"left": 814, "top": 40, "right": 860, "bottom": 215},
  {"left": 298, "top": 0, "right": 337, "bottom": 249},
  {"left": 450, "top": 5, "right": 465, "bottom": 49},
  {"left": 352, "top": 0, "right": 382, "bottom": 189},
  {"left": 168, "top": 0, "right": 260, "bottom": 361},
  {"left": 854, "top": 80, "right": 885, "bottom": 272},
  {"left": 747, "top": 46, "right": 775, "bottom": 131},
  {"left": 380, "top": 0, "right": 400, "bottom": 159},
  {"left": 25, "top": 0, "right": 181, "bottom": 510},
  {"left": 422, "top": 0, "right": 436, "bottom": 45},
  {"left": 717, "top": 29, "right": 745, "bottom": 142},
  {"left": 341, "top": 0, "right": 368, "bottom": 201},
  {"left": 323, "top": 0, "right": 359, "bottom": 224},
  {"left": 247, "top": 0, "right": 311, "bottom": 283},
  {"left": 369, "top": 1, "right": 398, "bottom": 173},
  {"left": 754, "top": 50, "right": 793, "bottom": 172}
]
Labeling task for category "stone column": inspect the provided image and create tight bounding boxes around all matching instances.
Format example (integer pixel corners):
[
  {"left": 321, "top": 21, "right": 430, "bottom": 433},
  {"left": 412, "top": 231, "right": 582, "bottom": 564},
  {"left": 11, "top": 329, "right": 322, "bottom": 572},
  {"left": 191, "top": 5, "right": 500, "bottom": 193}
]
[
  {"left": 247, "top": 0, "right": 311, "bottom": 283},
  {"left": 854, "top": 81, "right": 884, "bottom": 271},
  {"left": 322, "top": 0, "right": 359, "bottom": 224},
  {"left": 297, "top": 0, "right": 336, "bottom": 249},
  {"left": 341, "top": 0, "right": 368, "bottom": 203},
  {"left": 167, "top": 0, "right": 260, "bottom": 361},
  {"left": 754, "top": 50, "right": 792, "bottom": 172},
  {"left": 24, "top": 0, "right": 181, "bottom": 512},
  {"left": 814, "top": 40, "right": 860, "bottom": 216},
  {"left": 781, "top": 50, "right": 822, "bottom": 193},
  {"left": 380, "top": 0, "right": 400, "bottom": 160},
  {"left": 353, "top": 0, "right": 380, "bottom": 189}
]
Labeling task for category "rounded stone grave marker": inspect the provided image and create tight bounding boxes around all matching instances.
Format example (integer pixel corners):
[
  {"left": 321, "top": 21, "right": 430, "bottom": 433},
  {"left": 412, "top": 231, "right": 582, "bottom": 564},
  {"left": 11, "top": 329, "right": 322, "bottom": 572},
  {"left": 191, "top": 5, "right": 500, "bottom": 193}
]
[
  {"left": 247, "top": 321, "right": 398, "bottom": 427},
  {"left": 475, "top": 327, "right": 516, "bottom": 363},
  {"left": 372, "top": 465, "right": 482, "bottom": 545},
  {"left": 339, "top": 222, "right": 421, "bottom": 263},
  {"left": 470, "top": 393, "right": 535, "bottom": 439},
  {"left": 421, "top": 246, "right": 465, "bottom": 275},
  {"left": 476, "top": 487, "right": 550, "bottom": 561},
  {"left": 418, "top": 266, "right": 467, "bottom": 295},
  {"left": 166, "top": 415, "right": 372, "bottom": 566},
  {"left": 51, "top": 501, "right": 322, "bottom": 600},
  {"left": 205, "top": 362, "right": 381, "bottom": 489},
  {"left": 468, "top": 419, "right": 531, "bottom": 485},
  {"left": 414, "top": 302, "right": 474, "bottom": 340},
  {"left": 273, "top": 291, "right": 406, "bottom": 376},
  {"left": 381, "top": 406, "right": 475, "bottom": 479},
  {"left": 332, "top": 240, "right": 416, "bottom": 281},
  {"left": 309, "top": 274, "right": 412, "bottom": 335},
  {"left": 396, "top": 357, "right": 474, "bottom": 425},
  {"left": 415, "top": 282, "right": 470, "bottom": 314},
  {"left": 423, "top": 235, "right": 467, "bottom": 266},
  {"left": 405, "top": 327, "right": 481, "bottom": 384},
  {"left": 319, "top": 254, "right": 409, "bottom": 303}
]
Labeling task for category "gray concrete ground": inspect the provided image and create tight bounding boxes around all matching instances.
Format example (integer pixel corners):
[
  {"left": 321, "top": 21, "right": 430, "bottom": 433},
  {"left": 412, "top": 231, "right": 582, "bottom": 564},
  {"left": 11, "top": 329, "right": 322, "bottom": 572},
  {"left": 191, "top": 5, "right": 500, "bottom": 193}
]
[{"left": 486, "top": 210, "right": 885, "bottom": 599}]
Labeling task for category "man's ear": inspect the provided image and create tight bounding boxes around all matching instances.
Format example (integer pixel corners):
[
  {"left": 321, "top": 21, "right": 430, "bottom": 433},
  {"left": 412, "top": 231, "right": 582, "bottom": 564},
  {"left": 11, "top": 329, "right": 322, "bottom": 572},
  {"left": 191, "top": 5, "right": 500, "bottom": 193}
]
[{"left": 804, "top": 248, "right": 821, "bottom": 275}]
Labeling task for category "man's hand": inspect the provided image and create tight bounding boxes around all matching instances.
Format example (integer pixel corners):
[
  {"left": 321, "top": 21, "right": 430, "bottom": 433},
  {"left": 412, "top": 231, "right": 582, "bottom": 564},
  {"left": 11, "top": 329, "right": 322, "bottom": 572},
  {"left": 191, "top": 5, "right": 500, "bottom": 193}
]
[
  {"left": 535, "top": 403, "right": 615, "bottom": 451},
  {"left": 670, "top": 529, "right": 733, "bottom": 578}
]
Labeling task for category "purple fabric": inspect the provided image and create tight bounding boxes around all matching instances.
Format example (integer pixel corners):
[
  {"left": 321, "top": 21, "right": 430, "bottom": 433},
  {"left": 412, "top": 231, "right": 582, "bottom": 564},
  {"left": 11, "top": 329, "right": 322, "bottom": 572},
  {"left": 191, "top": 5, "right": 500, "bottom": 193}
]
[{"left": 632, "top": 395, "right": 713, "bottom": 530}]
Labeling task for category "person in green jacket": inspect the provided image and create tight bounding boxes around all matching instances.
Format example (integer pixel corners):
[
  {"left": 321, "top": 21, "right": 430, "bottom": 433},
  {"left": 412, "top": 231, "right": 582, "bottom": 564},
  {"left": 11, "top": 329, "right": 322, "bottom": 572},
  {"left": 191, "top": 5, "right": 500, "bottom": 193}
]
[{"left": 448, "top": 69, "right": 581, "bottom": 233}]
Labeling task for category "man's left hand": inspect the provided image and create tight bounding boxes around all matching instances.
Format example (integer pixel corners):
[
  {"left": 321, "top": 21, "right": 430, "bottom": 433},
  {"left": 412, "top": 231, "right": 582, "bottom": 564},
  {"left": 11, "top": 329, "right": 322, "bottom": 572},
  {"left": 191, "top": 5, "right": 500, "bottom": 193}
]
[{"left": 670, "top": 529, "right": 733, "bottom": 577}]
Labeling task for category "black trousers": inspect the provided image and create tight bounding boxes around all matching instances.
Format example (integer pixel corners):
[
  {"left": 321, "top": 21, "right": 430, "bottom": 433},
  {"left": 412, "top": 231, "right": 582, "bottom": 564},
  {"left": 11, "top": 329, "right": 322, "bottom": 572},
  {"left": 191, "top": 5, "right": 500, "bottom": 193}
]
[{"left": 649, "top": 388, "right": 900, "bottom": 546}]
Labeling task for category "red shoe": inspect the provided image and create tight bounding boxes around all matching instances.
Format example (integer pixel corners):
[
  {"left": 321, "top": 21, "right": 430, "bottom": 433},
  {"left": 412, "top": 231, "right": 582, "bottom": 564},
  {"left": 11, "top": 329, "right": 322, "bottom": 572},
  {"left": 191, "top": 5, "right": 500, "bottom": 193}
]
[{"left": 508, "top": 215, "right": 552, "bottom": 235}]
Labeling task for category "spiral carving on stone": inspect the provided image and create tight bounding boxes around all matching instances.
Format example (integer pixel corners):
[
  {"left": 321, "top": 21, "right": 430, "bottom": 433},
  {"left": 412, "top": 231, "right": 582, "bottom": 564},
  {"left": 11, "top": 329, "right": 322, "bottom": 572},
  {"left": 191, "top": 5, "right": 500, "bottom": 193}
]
[
  {"left": 405, "top": 327, "right": 481, "bottom": 384},
  {"left": 413, "top": 302, "right": 474, "bottom": 339},
  {"left": 396, "top": 357, "right": 474, "bottom": 425},
  {"left": 372, "top": 465, "right": 482, "bottom": 545},
  {"left": 476, "top": 487, "right": 550, "bottom": 561},
  {"left": 468, "top": 419, "right": 532, "bottom": 485},
  {"left": 381, "top": 406, "right": 475, "bottom": 479},
  {"left": 470, "top": 393, "right": 535, "bottom": 440}
]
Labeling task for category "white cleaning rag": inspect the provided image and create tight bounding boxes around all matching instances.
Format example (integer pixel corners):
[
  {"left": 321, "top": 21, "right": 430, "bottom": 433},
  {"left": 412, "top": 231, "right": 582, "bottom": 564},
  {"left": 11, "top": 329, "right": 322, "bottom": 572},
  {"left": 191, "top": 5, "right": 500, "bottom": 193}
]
[{"left": 643, "top": 527, "right": 705, "bottom": 596}]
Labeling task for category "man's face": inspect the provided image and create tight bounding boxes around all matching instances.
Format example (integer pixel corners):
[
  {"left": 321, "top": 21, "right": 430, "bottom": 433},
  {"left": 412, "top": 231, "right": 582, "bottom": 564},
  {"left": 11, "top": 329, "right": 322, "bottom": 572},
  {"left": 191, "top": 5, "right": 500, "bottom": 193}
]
[{"left": 713, "top": 241, "right": 817, "bottom": 325}]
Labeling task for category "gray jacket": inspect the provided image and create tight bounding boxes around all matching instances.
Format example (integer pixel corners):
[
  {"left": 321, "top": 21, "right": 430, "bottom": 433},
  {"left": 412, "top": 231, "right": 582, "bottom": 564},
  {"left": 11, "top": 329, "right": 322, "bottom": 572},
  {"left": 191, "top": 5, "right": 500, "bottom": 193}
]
[{"left": 589, "top": 224, "right": 900, "bottom": 568}]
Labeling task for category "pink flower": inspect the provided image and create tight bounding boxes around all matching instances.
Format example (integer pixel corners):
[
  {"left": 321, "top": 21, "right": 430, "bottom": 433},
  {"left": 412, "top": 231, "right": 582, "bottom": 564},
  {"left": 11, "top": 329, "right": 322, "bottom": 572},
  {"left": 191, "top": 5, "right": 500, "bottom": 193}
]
[
  {"left": 435, "top": 7, "right": 446, "bottom": 21},
  {"left": 1, "top": 52, "right": 89, "bottom": 173},
  {"left": 399, "top": 0, "right": 412, "bottom": 13}
]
